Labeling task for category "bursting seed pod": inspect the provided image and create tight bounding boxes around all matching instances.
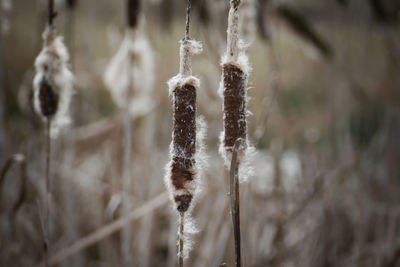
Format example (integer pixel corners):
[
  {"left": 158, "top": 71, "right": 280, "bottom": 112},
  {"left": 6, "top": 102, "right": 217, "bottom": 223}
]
[
  {"left": 165, "top": 1, "right": 207, "bottom": 262},
  {"left": 219, "top": 0, "right": 255, "bottom": 182},
  {"left": 33, "top": 27, "right": 74, "bottom": 138},
  {"left": 166, "top": 39, "right": 203, "bottom": 213},
  {"left": 165, "top": 37, "right": 205, "bottom": 263}
]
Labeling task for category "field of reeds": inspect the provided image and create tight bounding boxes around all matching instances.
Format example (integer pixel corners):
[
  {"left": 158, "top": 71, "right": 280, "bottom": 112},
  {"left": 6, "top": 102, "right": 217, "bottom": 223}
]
[{"left": 1, "top": 0, "right": 400, "bottom": 266}]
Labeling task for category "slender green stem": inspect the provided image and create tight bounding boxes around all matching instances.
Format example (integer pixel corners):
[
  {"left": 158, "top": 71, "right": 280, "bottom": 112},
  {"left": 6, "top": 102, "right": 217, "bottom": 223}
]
[{"left": 230, "top": 139, "right": 242, "bottom": 267}]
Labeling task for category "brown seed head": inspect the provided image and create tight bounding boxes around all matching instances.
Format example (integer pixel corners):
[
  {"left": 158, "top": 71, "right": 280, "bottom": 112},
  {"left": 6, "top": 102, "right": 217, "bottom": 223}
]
[
  {"left": 39, "top": 77, "right": 59, "bottom": 118},
  {"left": 223, "top": 63, "right": 247, "bottom": 153},
  {"left": 171, "top": 83, "right": 197, "bottom": 212}
]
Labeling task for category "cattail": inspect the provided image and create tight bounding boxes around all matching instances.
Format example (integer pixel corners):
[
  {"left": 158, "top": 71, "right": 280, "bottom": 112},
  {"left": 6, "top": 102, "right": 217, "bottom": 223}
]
[
  {"left": 219, "top": 0, "right": 255, "bottom": 183},
  {"left": 165, "top": 0, "right": 206, "bottom": 263},
  {"left": 103, "top": 1, "right": 154, "bottom": 265},
  {"left": 166, "top": 38, "right": 203, "bottom": 213},
  {"left": 32, "top": 1, "right": 74, "bottom": 266},
  {"left": 33, "top": 27, "right": 74, "bottom": 138},
  {"left": 103, "top": 20, "right": 154, "bottom": 115}
]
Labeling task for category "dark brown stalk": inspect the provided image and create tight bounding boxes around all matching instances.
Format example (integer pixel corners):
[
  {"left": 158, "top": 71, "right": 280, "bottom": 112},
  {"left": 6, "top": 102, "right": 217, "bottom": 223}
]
[
  {"left": 127, "top": 0, "right": 140, "bottom": 28},
  {"left": 222, "top": 63, "right": 247, "bottom": 153},
  {"left": 47, "top": 0, "right": 57, "bottom": 27},
  {"left": 230, "top": 139, "right": 242, "bottom": 267},
  {"left": 66, "top": 0, "right": 77, "bottom": 9},
  {"left": 178, "top": 212, "right": 184, "bottom": 267},
  {"left": 185, "top": 0, "right": 192, "bottom": 40}
]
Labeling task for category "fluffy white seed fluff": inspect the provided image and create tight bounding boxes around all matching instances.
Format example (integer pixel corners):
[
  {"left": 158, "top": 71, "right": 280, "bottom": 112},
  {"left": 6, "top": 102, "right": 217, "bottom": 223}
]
[
  {"left": 33, "top": 27, "right": 74, "bottom": 138},
  {"left": 179, "top": 39, "right": 203, "bottom": 77},
  {"left": 164, "top": 117, "right": 207, "bottom": 259},
  {"left": 104, "top": 29, "right": 155, "bottom": 116}
]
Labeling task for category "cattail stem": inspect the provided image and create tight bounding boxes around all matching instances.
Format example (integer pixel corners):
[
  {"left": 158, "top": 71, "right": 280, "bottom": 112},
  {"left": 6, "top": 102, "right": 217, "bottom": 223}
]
[
  {"left": 185, "top": 0, "right": 192, "bottom": 40},
  {"left": 43, "top": 118, "right": 51, "bottom": 267},
  {"left": 127, "top": 0, "right": 140, "bottom": 28},
  {"left": 230, "top": 139, "right": 242, "bottom": 267},
  {"left": 47, "top": 0, "right": 56, "bottom": 27},
  {"left": 121, "top": 111, "right": 133, "bottom": 267},
  {"left": 66, "top": 3, "right": 76, "bottom": 69},
  {"left": 178, "top": 212, "right": 184, "bottom": 267}
]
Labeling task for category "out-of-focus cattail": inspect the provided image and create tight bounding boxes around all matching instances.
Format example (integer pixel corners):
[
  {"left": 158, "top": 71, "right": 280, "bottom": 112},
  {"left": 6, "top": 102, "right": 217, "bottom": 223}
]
[
  {"left": 33, "top": 27, "right": 74, "bottom": 138},
  {"left": 103, "top": 9, "right": 155, "bottom": 116},
  {"left": 219, "top": 0, "right": 255, "bottom": 183},
  {"left": 103, "top": 1, "right": 154, "bottom": 266},
  {"left": 165, "top": 0, "right": 206, "bottom": 263},
  {"left": 33, "top": 1, "right": 74, "bottom": 266}
]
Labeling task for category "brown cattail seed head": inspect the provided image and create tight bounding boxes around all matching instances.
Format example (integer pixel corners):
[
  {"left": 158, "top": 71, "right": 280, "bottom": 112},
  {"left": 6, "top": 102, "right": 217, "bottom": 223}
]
[
  {"left": 222, "top": 63, "right": 247, "bottom": 153},
  {"left": 38, "top": 77, "right": 59, "bottom": 118},
  {"left": 165, "top": 39, "right": 203, "bottom": 214},
  {"left": 33, "top": 27, "right": 74, "bottom": 138},
  {"left": 171, "top": 83, "right": 196, "bottom": 212},
  {"left": 219, "top": 0, "right": 255, "bottom": 182}
]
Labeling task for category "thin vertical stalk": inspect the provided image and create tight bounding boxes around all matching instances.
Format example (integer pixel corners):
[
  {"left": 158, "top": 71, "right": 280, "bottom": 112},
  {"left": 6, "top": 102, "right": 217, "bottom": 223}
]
[
  {"left": 178, "top": 212, "right": 184, "bottom": 267},
  {"left": 230, "top": 139, "right": 242, "bottom": 267},
  {"left": 122, "top": 111, "right": 132, "bottom": 267},
  {"left": 185, "top": 0, "right": 191, "bottom": 40},
  {"left": 47, "top": 0, "right": 56, "bottom": 27},
  {"left": 44, "top": 119, "right": 51, "bottom": 267},
  {"left": 66, "top": 7, "right": 75, "bottom": 69}
]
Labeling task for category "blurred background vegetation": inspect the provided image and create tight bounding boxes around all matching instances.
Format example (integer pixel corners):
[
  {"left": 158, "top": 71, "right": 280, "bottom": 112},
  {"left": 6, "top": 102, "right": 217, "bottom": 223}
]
[{"left": 0, "top": 0, "right": 400, "bottom": 266}]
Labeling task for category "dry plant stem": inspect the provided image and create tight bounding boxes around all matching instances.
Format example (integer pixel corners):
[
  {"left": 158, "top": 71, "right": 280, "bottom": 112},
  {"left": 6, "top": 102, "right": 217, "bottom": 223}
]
[
  {"left": 66, "top": 7, "right": 75, "bottom": 69},
  {"left": 122, "top": 111, "right": 133, "bottom": 267},
  {"left": 127, "top": 0, "right": 140, "bottom": 28},
  {"left": 41, "top": 192, "right": 168, "bottom": 267},
  {"left": 47, "top": 0, "right": 56, "bottom": 27},
  {"left": 178, "top": 212, "right": 184, "bottom": 267},
  {"left": 44, "top": 119, "right": 51, "bottom": 267},
  {"left": 230, "top": 139, "right": 242, "bottom": 267},
  {"left": 185, "top": 0, "right": 191, "bottom": 40}
]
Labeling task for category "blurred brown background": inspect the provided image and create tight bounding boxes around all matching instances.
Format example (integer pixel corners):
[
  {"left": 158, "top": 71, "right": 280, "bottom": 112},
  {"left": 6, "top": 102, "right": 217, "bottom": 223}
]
[{"left": 0, "top": 0, "right": 400, "bottom": 266}]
